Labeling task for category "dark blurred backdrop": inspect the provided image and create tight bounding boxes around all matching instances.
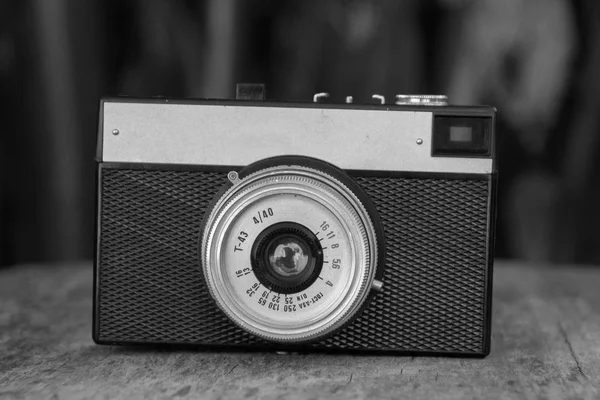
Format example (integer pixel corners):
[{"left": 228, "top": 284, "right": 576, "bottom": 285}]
[{"left": 1, "top": 0, "right": 600, "bottom": 267}]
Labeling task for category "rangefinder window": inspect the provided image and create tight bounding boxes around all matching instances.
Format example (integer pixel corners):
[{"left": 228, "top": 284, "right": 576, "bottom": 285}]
[{"left": 433, "top": 116, "right": 491, "bottom": 157}]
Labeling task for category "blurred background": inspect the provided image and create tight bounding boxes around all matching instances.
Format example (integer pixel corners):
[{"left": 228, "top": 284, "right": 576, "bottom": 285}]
[{"left": 1, "top": 0, "right": 599, "bottom": 267}]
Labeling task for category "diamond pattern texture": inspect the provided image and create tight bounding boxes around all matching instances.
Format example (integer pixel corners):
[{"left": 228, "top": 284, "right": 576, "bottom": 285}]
[{"left": 97, "top": 168, "right": 491, "bottom": 354}]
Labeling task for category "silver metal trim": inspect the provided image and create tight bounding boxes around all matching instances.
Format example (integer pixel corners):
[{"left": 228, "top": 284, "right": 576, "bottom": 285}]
[
  {"left": 102, "top": 102, "right": 493, "bottom": 174},
  {"left": 372, "top": 95, "right": 385, "bottom": 104},
  {"left": 227, "top": 171, "right": 239, "bottom": 183},
  {"left": 371, "top": 279, "right": 383, "bottom": 292},
  {"left": 201, "top": 165, "right": 378, "bottom": 343},
  {"left": 395, "top": 94, "right": 448, "bottom": 106},
  {"left": 313, "top": 93, "right": 329, "bottom": 103}
]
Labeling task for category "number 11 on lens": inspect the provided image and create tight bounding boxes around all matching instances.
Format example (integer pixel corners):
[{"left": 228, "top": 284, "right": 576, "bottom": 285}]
[{"left": 320, "top": 221, "right": 335, "bottom": 239}]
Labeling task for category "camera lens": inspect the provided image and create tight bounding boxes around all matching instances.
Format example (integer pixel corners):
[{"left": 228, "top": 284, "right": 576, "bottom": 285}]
[
  {"left": 251, "top": 222, "right": 323, "bottom": 294},
  {"left": 268, "top": 237, "right": 309, "bottom": 277},
  {"left": 201, "top": 158, "right": 383, "bottom": 344}
]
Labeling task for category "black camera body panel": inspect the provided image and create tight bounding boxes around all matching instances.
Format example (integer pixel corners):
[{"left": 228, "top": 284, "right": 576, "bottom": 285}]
[{"left": 93, "top": 97, "right": 496, "bottom": 356}]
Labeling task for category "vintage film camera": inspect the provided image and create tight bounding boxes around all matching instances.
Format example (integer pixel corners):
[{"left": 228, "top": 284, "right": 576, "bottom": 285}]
[{"left": 93, "top": 86, "right": 497, "bottom": 356}]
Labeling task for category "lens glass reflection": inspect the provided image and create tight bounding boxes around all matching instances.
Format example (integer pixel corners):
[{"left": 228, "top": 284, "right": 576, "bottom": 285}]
[{"left": 268, "top": 236, "right": 310, "bottom": 277}]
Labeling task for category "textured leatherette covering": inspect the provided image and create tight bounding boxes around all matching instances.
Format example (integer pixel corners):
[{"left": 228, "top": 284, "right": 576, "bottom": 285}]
[{"left": 95, "top": 166, "right": 492, "bottom": 355}]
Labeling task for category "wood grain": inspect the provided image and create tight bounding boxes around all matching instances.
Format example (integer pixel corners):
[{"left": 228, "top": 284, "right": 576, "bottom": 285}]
[{"left": 0, "top": 262, "right": 599, "bottom": 399}]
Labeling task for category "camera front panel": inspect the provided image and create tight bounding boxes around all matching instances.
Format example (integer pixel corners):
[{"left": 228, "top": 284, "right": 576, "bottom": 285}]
[{"left": 94, "top": 163, "right": 493, "bottom": 355}]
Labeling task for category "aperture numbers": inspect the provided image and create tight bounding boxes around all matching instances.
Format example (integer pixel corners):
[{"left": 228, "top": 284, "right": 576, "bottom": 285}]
[
  {"left": 256, "top": 290, "right": 282, "bottom": 311},
  {"left": 236, "top": 267, "right": 252, "bottom": 278},
  {"left": 318, "top": 221, "right": 341, "bottom": 255},
  {"left": 319, "top": 220, "right": 336, "bottom": 240},
  {"left": 283, "top": 295, "right": 296, "bottom": 312},
  {"left": 245, "top": 282, "right": 261, "bottom": 297},
  {"left": 257, "top": 290, "right": 268, "bottom": 306}
]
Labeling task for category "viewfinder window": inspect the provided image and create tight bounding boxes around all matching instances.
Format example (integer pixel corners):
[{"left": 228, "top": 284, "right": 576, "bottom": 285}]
[
  {"left": 449, "top": 126, "right": 473, "bottom": 143},
  {"left": 433, "top": 116, "right": 491, "bottom": 157}
]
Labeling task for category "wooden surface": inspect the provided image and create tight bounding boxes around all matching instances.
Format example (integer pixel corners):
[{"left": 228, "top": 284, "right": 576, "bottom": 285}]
[{"left": 0, "top": 262, "right": 599, "bottom": 399}]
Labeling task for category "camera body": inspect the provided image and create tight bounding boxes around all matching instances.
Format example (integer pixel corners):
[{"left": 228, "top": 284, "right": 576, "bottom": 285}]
[{"left": 93, "top": 93, "right": 496, "bottom": 356}]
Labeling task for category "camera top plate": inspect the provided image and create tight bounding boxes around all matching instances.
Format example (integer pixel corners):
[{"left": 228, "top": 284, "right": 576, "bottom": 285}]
[{"left": 97, "top": 97, "right": 495, "bottom": 175}]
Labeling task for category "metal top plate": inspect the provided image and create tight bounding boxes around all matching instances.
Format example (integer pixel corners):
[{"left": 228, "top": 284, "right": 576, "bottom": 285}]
[{"left": 100, "top": 101, "right": 493, "bottom": 174}]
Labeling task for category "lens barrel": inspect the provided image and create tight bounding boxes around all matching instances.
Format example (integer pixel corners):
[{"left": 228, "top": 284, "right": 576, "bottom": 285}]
[{"left": 201, "top": 157, "right": 384, "bottom": 343}]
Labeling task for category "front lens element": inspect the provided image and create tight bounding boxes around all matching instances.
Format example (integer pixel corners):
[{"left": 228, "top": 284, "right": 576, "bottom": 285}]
[
  {"left": 269, "top": 238, "right": 309, "bottom": 277},
  {"left": 252, "top": 222, "right": 323, "bottom": 294}
]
